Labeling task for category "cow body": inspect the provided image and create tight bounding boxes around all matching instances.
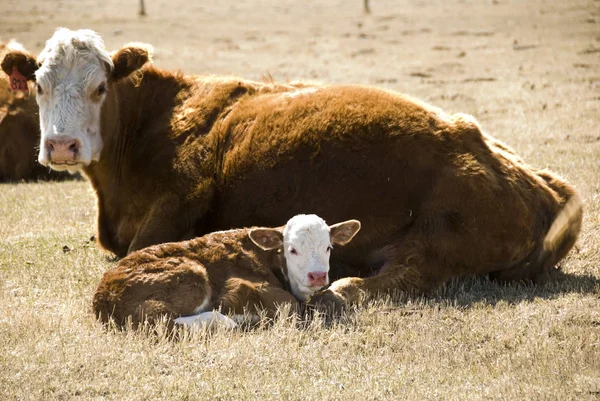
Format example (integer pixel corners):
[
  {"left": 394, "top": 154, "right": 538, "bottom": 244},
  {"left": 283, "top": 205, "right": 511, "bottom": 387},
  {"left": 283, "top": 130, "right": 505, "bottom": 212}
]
[{"left": 2, "top": 29, "right": 582, "bottom": 307}]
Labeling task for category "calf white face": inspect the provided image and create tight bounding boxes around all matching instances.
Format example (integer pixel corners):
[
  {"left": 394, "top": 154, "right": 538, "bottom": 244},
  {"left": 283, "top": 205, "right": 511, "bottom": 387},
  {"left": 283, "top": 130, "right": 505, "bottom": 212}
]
[
  {"left": 34, "top": 29, "right": 113, "bottom": 172},
  {"left": 282, "top": 215, "right": 335, "bottom": 301},
  {"left": 250, "top": 215, "right": 361, "bottom": 302}
]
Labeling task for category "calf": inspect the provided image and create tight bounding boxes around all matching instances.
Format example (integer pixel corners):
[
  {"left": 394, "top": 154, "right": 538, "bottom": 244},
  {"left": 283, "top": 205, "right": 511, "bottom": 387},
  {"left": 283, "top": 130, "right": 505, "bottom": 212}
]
[{"left": 92, "top": 215, "right": 361, "bottom": 329}]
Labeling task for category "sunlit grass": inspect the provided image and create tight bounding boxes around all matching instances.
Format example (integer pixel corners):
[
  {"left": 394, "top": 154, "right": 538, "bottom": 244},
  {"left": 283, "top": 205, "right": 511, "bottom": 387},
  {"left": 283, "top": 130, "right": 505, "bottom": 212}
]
[{"left": 1, "top": 0, "right": 599, "bottom": 399}]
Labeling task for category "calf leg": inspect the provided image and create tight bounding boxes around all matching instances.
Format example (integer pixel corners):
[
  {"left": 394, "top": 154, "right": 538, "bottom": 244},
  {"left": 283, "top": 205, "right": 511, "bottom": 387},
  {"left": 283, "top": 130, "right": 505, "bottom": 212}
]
[{"left": 219, "top": 278, "right": 299, "bottom": 319}]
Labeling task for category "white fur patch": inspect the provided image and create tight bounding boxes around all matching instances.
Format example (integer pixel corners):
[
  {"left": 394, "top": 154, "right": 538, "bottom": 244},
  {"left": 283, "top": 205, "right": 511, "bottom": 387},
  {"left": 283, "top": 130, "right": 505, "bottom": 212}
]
[
  {"left": 174, "top": 311, "right": 238, "bottom": 329},
  {"left": 283, "top": 87, "right": 319, "bottom": 99},
  {"left": 192, "top": 291, "right": 212, "bottom": 315}
]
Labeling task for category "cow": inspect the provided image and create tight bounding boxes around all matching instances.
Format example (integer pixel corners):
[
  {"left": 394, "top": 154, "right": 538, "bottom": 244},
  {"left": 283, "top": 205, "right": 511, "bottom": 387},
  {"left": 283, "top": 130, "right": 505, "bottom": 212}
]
[
  {"left": 1, "top": 28, "right": 583, "bottom": 309},
  {"left": 0, "top": 40, "right": 70, "bottom": 182},
  {"left": 92, "top": 214, "right": 361, "bottom": 329}
]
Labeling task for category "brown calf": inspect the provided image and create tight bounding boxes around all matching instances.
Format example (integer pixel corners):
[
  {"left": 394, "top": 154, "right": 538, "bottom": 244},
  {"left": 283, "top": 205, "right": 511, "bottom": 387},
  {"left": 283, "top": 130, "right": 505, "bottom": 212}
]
[{"left": 93, "top": 215, "right": 361, "bottom": 328}]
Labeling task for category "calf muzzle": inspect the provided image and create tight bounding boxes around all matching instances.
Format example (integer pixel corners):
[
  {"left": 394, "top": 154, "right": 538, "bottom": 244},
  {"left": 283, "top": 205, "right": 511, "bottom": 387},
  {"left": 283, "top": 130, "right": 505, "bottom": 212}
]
[{"left": 307, "top": 272, "right": 328, "bottom": 287}]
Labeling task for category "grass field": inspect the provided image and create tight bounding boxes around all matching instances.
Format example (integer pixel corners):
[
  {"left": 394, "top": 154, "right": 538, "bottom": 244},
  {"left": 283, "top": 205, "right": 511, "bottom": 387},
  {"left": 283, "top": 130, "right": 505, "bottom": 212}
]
[{"left": 1, "top": 0, "right": 599, "bottom": 399}]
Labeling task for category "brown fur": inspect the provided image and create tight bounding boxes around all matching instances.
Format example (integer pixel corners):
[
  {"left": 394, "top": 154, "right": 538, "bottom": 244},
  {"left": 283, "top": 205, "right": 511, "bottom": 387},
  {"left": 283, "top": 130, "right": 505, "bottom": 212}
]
[
  {"left": 5, "top": 42, "right": 583, "bottom": 307},
  {"left": 92, "top": 227, "right": 295, "bottom": 328},
  {"left": 0, "top": 42, "right": 70, "bottom": 182}
]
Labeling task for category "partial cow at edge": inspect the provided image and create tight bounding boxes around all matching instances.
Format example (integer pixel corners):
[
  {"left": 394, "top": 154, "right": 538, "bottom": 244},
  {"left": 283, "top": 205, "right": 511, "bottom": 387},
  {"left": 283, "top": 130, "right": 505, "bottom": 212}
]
[
  {"left": 0, "top": 40, "right": 70, "bottom": 182},
  {"left": 2, "top": 28, "right": 583, "bottom": 310}
]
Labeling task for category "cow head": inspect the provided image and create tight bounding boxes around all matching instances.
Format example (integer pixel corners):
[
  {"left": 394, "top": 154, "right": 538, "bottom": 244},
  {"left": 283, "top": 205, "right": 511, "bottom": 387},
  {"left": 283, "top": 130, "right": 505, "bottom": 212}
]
[
  {"left": 1, "top": 28, "right": 152, "bottom": 172},
  {"left": 249, "top": 215, "right": 361, "bottom": 302}
]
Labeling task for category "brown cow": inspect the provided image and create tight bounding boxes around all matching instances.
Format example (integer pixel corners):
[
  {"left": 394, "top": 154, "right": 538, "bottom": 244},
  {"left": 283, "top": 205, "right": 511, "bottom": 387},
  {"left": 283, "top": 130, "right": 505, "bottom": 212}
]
[
  {"left": 93, "top": 215, "right": 361, "bottom": 328},
  {"left": 2, "top": 28, "right": 582, "bottom": 309},
  {"left": 0, "top": 40, "right": 70, "bottom": 182}
]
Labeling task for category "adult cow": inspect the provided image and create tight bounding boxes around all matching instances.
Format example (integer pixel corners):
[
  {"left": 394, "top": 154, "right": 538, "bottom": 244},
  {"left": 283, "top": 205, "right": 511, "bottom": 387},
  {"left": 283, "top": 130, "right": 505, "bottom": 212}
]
[
  {"left": 0, "top": 40, "right": 70, "bottom": 182},
  {"left": 1, "top": 28, "right": 582, "bottom": 308}
]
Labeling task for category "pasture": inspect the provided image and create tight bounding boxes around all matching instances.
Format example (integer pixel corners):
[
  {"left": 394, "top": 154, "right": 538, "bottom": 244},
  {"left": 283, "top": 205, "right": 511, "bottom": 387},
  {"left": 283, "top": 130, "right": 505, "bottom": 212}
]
[{"left": 1, "top": 0, "right": 599, "bottom": 399}]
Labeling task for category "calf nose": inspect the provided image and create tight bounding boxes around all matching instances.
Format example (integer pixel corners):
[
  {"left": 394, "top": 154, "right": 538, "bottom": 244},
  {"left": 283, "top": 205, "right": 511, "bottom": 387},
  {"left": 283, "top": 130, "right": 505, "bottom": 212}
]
[
  {"left": 307, "top": 272, "right": 328, "bottom": 287},
  {"left": 47, "top": 136, "right": 81, "bottom": 163}
]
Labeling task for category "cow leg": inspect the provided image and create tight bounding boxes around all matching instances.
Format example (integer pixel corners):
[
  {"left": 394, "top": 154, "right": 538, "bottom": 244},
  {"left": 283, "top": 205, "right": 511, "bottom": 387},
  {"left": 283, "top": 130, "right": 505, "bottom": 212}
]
[
  {"left": 128, "top": 193, "right": 202, "bottom": 254},
  {"left": 488, "top": 262, "right": 554, "bottom": 284},
  {"left": 309, "top": 239, "right": 451, "bottom": 309},
  {"left": 309, "top": 265, "right": 442, "bottom": 310}
]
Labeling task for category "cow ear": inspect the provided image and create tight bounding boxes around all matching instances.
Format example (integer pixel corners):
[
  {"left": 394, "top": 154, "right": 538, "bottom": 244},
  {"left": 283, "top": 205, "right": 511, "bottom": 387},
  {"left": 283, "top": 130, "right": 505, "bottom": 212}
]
[
  {"left": 249, "top": 228, "right": 283, "bottom": 251},
  {"left": 111, "top": 43, "right": 153, "bottom": 81},
  {"left": 330, "top": 219, "right": 361, "bottom": 246},
  {"left": 1, "top": 50, "right": 38, "bottom": 81}
]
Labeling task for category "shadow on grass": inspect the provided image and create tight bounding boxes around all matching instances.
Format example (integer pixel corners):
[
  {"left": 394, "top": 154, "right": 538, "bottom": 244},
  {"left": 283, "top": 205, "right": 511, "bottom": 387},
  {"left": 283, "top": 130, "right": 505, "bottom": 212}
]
[
  {"left": 427, "top": 269, "right": 600, "bottom": 308},
  {"left": 300, "top": 270, "right": 600, "bottom": 328}
]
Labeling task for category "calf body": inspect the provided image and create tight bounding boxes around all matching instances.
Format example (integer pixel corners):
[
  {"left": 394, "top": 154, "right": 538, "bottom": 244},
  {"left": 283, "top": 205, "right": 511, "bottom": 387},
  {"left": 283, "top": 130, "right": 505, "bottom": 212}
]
[
  {"left": 5, "top": 29, "right": 583, "bottom": 309},
  {"left": 93, "top": 228, "right": 291, "bottom": 328},
  {"left": 93, "top": 215, "right": 360, "bottom": 328}
]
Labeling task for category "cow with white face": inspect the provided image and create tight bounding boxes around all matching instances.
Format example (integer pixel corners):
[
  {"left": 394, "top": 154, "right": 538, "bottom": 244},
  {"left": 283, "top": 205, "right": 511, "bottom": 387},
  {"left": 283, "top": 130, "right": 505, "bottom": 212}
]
[
  {"left": 35, "top": 29, "right": 113, "bottom": 170},
  {"left": 2, "top": 28, "right": 583, "bottom": 313},
  {"left": 2, "top": 28, "right": 149, "bottom": 172}
]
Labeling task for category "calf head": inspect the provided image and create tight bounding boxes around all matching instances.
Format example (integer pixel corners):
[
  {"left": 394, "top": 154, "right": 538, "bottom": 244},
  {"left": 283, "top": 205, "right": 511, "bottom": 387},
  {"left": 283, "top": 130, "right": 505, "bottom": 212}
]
[
  {"left": 249, "top": 214, "right": 361, "bottom": 302},
  {"left": 1, "top": 28, "right": 152, "bottom": 172}
]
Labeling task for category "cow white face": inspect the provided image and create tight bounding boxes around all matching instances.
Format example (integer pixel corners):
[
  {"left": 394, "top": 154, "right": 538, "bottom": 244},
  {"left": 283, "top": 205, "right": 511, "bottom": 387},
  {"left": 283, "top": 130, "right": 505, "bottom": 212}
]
[
  {"left": 1, "top": 28, "right": 152, "bottom": 173},
  {"left": 34, "top": 29, "right": 113, "bottom": 172},
  {"left": 249, "top": 215, "right": 361, "bottom": 302}
]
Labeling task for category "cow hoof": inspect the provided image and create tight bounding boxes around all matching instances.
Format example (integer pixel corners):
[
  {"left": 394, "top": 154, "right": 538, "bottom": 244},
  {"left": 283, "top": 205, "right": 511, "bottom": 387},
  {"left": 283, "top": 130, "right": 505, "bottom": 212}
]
[{"left": 307, "top": 289, "right": 346, "bottom": 316}]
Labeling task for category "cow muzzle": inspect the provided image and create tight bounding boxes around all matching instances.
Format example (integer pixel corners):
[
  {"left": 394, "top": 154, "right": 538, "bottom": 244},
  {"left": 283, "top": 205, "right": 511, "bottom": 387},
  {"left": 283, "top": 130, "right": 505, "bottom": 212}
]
[{"left": 45, "top": 135, "right": 82, "bottom": 166}]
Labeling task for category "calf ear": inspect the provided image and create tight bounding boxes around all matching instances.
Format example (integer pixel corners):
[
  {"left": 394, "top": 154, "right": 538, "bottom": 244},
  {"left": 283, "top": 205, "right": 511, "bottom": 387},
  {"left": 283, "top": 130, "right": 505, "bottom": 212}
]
[
  {"left": 249, "top": 228, "right": 284, "bottom": 251},
  {"left": 1, "top": 50, "right": 38, "bottom": 81},
  {"left": 111, "top": 43, "right": 153, "bottom": 81},
  {"left": 330, "top": 219, "right": 361, "bottom": 245}
]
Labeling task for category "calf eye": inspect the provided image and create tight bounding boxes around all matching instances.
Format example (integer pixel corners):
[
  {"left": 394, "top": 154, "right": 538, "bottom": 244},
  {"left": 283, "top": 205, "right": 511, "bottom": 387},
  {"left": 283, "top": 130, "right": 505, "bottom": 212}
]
[
  {"left": 96, "top": 83, "right": 107, "bottom": 96},
  {"left": 290, "top": 248, "right": 298, "bottom": 255},
  {"left": 327, "top": 246, "right": 333, "bottom": 252},
  {"left": 36, "top": 84, "right": 43, "bottom": 95}
]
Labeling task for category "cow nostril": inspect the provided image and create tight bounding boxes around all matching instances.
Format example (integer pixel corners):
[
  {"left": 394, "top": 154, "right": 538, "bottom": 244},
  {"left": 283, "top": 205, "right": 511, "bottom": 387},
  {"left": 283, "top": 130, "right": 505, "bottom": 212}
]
[
  {"left": 69, "top": 142, "right": 78, "bottom": 152},
  {"left": 308, "top": 272, "right": 327, "bottom": 284}
]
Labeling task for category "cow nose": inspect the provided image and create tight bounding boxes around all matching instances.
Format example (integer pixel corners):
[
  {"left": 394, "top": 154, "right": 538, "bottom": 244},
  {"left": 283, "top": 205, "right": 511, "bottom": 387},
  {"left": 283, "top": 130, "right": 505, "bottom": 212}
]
[
  {"left": 307, "top": 272, "right": 328, "bottom": 287},
  {"left": 47, "top": 136, "right": 81, "bottom": 163}
]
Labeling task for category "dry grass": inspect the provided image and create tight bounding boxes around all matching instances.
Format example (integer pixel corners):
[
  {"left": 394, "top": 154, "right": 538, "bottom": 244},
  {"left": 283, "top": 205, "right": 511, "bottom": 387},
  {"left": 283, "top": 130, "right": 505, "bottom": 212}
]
[{"left": 1, "top": 0, "right": 599, "bottom": 400}]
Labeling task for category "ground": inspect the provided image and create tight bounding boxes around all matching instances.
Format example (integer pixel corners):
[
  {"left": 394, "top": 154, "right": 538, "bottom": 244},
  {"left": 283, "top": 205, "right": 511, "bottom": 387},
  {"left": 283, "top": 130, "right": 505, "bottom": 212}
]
[{"left": 0, "top": 0, "right": 599, "bottom": 400}]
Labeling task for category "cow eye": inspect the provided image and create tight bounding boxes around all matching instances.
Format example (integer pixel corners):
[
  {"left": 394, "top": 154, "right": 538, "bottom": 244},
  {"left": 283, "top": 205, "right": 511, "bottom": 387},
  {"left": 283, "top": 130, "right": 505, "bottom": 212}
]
[
  {"left": 97, "top": 83, "right": 107, "bottom": 96},
  {"left": 327, "top": 246, "right": 333, "bottom": 252},
  {"left": 290, "top": 248, "right": 298, "bottom": 255},
  {"left": 36, "top": 84, "right": 43, "bottom": 95}
]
